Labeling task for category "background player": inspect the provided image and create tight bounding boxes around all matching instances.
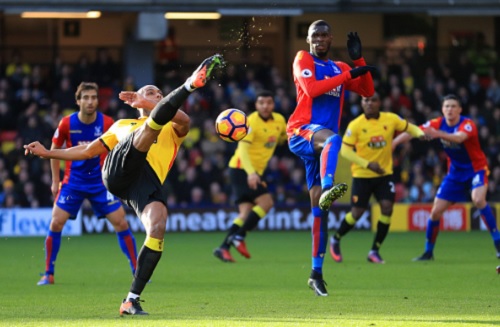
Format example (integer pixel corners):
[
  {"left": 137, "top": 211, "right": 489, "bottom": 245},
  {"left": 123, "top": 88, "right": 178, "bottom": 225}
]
[
  {"left": 25, "top": 54, "right": 223, "bottom": 315},
  {"left": 330, "top": 92, "right": 424, "bottom": 264},
  {"left": 37, "top": 82, "right": 137, "bottom": 286},
  {"left": 287, "top": 19, "right": 377, "bottom": 296},
  {"left": 213, "top": 90, "right": 287, "bottom": 262},
  {"left": 393, "top": 94, "right": 500, "bottom": 260}
]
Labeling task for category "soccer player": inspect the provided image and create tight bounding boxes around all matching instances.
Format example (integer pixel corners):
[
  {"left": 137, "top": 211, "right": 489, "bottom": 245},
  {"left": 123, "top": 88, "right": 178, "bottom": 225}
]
[
  {"left": 37, "top": 82, "right": 137, "bottom": 286},
  {"left": 287, "top": 19, "right": 376, "bottom": 296},
  {"left": 393, "top": 94, "right": 500, "bottom": 260},
  {"left": 330, "top": 92, "right": 424, "bottom": 264},
  {"left": 25, "top": 54, "right": 223, "bottom": 315},
  {"left": 213, "top": 90, "right": 287, "bottom": 262}
]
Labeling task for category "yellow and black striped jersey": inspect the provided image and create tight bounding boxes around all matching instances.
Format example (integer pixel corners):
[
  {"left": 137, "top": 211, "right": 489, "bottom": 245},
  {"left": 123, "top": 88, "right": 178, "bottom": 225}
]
[
  {"left": 100, "top": 117, "right": 185, "bottom": 183},
  {"left": 343, "top": 112, "right": 408, "bottom": 178},
  {"left": 229, "top": 111, "right": 287, "bottom": 175}
]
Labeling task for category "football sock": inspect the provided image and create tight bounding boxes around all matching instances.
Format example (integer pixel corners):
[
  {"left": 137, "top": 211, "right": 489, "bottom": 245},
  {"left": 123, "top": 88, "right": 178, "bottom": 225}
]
[
  {"left": 479, "top": 204, "right": 500, "bottom": 242},
  {"left": 319, "top": 134, "right": 341, "bottom": 190},
  {"left": 126, "top": 292, "right": 140, "bottom": 300},
  {"left": 116, "top": 229, "right": 138, "bottom": 274},
  {"left": 221, "top": 218, "right": 242, "bottom": 248},
  {"left": 334, "top": 212, "right": 356, "bottom": 240},
  {"left": 372, "top": 215, "right": 391, "bottom": 251},
  {"left": 130, "top": 236, "right": 163, "bottom": 295},
  {"left": 146, "top": 85, "right": 190, "bottom": 130},
  {"left": 44, "top": 230, "right": 62, "bottom": 275},
  {"left": 235, "top": 205, "right": 266, "bottom": 236},
  {"left": 310, "top": 269, "right": 323, "bottom": 280},
  {"left": 424, "top": 219, "right": 440, "bottom": 253},
  {"left": 312, "top": 207, "right": 328, "bottom": 274}
]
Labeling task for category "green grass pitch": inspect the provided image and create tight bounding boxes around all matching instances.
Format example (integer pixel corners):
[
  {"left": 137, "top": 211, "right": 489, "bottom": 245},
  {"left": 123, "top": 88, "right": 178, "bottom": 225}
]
[{"left": 2, "top": 231, "right": 499, "bottom": 327}]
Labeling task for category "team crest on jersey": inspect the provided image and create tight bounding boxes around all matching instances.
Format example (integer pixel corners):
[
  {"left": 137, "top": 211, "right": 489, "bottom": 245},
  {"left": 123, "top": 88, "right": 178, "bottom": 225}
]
[
  {"left": 332, "top": 65, "right": 341, "bottom": 74},
  {"left": 94, "top": 126, "right": 102, "bottom": 137},
  {"left": 301, "top": 69, "right": 312, "bottom": 78}
]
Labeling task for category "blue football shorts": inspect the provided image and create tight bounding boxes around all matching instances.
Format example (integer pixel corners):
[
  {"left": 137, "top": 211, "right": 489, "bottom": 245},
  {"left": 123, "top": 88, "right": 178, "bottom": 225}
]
[
  {"left": 436, "top": 169, "right": 487, "bottom": 203},
  {"left": 55, "top": 182, "right": 122, "bottom": 219},
  {"left": 288, "top": 124, "right": 328, "bottom": 190}
]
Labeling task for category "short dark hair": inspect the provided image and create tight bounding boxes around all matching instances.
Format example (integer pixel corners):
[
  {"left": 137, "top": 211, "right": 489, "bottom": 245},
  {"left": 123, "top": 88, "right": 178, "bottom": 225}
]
[
  {"left": 309, "top": 20, "right": 331, "bottom": 32},
  {"left": 75, "top": 82, "right": 99, "bottom": 101},
  {"left": 443, "top": 94, "right": 461, "bottom": 106},
  {"left": 255, "top": 90, "right": 274, "bottom": 99}
]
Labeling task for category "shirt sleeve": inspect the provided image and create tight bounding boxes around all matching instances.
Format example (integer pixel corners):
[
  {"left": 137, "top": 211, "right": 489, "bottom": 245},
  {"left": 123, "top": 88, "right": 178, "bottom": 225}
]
[
  {"left": 293, "top": 50, "right": 350, "bottom": 98},
  {"left": 99, "top": 124, "right": 119, "bottom": 151},
  {"left": 392, "top": 113, "right": 409, "bottom": 132},
  {"left": 342, "top": 58, "right": 375, "bottom": 97},
  {"left": 420, "top": 117, "right": 442, "bottom": 130},
  {"left": 342, "top": 121, "right": 357, "bottom": 146},
  {"left": 457, "top": 119, "right": 476, "bottom": 139},
  {"left": 52, "top": 116, "right": 69, "bottom": 147}
]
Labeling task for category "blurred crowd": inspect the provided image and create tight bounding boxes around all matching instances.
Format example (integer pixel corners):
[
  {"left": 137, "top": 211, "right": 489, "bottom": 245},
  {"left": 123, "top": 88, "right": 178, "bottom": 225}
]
[{"left": 1, "top": 42, "right": 500, "bottom": 209}]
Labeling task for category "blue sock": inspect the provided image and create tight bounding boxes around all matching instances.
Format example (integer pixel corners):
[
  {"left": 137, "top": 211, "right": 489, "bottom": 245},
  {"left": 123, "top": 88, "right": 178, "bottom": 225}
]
[
  {"left": 424, "top": 219, "right": 440, "bottom": 253},
  {"left": 320, "top": 134, "right": 341, "bottom": 191},
  {"left": 45, "top": 230, "right": 62, "bottom": 275},
  {"left": 117, "top": 229, "right": 138, "bottom": 274},
  {"left": 312, "top": 207, "right": 328, "bottom": 274},
  {"left": 480, "top": 204, "right": 500, "bottom": 242}
]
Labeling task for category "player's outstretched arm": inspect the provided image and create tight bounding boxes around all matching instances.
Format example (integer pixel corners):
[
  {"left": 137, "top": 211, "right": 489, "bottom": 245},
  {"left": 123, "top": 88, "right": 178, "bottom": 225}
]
[
  {"left": 25, "top": 139, "right": 106, "bottom": 161},
  {"left": 425, "top": 127, "right": 468, "bottom": 144},
  {"left": 392, "top": 132, "right": 411, "bottom": 151}
]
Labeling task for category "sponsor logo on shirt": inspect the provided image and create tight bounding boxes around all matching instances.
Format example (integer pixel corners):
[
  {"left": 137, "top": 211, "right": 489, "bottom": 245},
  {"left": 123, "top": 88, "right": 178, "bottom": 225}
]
[{"left": 368, "top": 135, "right": 386, "bottom": 149}]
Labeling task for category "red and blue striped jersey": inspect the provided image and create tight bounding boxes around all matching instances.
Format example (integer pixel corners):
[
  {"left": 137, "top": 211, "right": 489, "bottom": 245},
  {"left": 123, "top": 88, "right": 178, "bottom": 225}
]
[
  {"left": 421, "top": 116, "right": 488, "bottom": 174},
  {"left": 287, "top": 50, "right": 374, "bottom": 137},
  {"left": 52, "top": 112, "right": 114, "bottom": 186}
]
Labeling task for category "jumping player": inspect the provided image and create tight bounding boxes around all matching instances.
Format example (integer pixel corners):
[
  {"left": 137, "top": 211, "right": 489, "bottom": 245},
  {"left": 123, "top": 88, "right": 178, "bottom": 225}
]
[
  {"left": 25, "top": 54, "right": 223, "bottom": 314},
  {"left": 37, "top": 82, "right": 137, "bottom": 286},
  {"left": 287, "top": 20, "right": 376, "bottom": 296},
  {"left": 393, "top": 94, "right": 500, "bottom": 260}
]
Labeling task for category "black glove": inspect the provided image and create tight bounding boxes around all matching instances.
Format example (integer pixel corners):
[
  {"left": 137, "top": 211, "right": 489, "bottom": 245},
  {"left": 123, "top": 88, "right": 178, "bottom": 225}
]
[
  {"left": 347, "top": 32, "right": 362, "bottom": 60},
  {"left": 349, "top": 65, "right": 378, "bottom": 79}
]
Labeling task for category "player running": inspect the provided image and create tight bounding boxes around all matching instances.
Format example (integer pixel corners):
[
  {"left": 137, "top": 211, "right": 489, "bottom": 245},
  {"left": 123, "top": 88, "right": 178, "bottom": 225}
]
[
  {"left": 287, "top": 20, "right": 376, "bottom": 296},
  {"left": 25, "top": 54, "right": 223, "bottom": 315},
  {"left": 37, "top": 82, "right": 137, "bottom": 286},
  {"left": 213, "top": 90, "right": 287, "bottom": 262},
  {"left": 394, "top": 94, "right": 500, "bottom": 260},
  {"left": 330, "top": 92, "right": 424, "bottom": 264}
]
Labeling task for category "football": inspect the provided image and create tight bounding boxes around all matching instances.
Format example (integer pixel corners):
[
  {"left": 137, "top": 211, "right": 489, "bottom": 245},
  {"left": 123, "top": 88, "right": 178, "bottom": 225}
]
[{"left": 215, "top": 108, "right": 249, "bottom": 142}]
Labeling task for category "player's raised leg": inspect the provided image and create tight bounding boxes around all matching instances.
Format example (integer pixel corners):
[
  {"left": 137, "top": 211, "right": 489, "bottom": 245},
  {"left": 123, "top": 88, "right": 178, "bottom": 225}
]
[{"left": 317, "top": 133, "right": 347, "bottom": 211}]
